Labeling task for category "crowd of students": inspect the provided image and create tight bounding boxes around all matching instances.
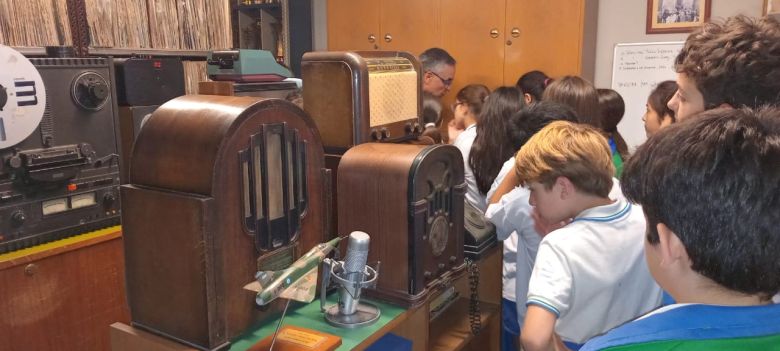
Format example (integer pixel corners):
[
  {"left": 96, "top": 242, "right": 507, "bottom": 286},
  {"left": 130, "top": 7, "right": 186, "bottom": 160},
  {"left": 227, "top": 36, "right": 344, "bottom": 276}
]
[{"left": 420, "top": 14, "right": 780, "bottom": 351}]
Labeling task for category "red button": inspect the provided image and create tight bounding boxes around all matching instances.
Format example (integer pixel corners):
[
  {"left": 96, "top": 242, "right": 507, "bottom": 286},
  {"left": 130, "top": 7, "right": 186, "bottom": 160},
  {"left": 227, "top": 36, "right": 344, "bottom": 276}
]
[{"left": 67, "top": 184, "right": 77, "bottom": 191}]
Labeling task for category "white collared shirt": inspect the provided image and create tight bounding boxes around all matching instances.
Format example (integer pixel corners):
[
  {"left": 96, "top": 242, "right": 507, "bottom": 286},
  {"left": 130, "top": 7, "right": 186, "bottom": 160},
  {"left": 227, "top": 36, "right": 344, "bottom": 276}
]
[
  {"left": 453, "top": 124, "right": 485, "bottom": 211},
  {"left": 526, "top": 193, "right": 662, "bottom": 344}
]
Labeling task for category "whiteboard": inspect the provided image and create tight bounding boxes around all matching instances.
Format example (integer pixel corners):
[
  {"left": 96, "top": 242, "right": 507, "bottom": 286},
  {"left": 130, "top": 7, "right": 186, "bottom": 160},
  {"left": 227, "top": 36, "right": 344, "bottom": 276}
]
[{"left": 611, "top": 41, "right": 683, "bottom": 151}]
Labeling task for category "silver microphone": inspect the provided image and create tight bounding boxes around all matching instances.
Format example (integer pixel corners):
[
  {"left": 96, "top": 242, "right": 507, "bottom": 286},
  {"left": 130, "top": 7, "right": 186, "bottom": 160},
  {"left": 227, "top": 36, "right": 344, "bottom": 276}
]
[
  {"left": 320, "top": 231, "right": 381, "bottom": 328},
  {"left": 339, "top": 231, "right": 370, "bottom": 315}
]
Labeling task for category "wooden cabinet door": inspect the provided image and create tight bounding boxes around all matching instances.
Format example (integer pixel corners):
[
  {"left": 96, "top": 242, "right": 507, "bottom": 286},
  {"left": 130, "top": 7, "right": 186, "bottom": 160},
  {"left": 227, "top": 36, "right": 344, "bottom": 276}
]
[
  {"left": 379, "top": 0, "right": 441, "bottom": 55},
  {"left": 441, "top": 0, "right": 506, "bottom": 106},
  {"left": 327, "top": 0, "right": 381, "bottom": 51},
  {"left": 504, "top": 0, "right": 585, "bottom": 84}
]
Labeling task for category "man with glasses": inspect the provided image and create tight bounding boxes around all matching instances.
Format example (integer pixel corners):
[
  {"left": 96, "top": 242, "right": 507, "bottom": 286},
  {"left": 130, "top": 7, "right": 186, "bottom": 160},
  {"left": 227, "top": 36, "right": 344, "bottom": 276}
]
[{"left": 419, "top": 48, "right": 456, "bottom": 98}]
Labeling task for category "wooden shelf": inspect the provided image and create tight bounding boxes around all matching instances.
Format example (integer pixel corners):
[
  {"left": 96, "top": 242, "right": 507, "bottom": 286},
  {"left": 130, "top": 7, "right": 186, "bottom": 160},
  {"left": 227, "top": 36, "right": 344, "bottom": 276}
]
[
  {"left": 11, "top": 46, "right": 47, "bottom": 56},
  {"left": 88, "top": 47, "right": 209, "bottom": 59},
  {"left": 429, "top": 297, "right": 500, "bottom": 351}
]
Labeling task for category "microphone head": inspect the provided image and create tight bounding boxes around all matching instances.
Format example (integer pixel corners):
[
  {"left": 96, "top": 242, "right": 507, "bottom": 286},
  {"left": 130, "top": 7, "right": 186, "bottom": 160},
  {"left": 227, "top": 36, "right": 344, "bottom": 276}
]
[{"left": 344, "top": 231, "right": 370, "bottom": 274}]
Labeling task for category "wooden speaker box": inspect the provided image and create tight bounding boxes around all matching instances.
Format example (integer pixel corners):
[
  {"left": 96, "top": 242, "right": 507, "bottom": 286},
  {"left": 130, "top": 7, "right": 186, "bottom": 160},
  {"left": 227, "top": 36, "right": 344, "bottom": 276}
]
[
  {"left": 337, "top": 143, "right": 466, "bottom": 307},
  {"left": 301, "top": 51, "right": 423, "bottom": 153},
  {"left": 121, "top": 95, "right": 328, "bottom": 350}
]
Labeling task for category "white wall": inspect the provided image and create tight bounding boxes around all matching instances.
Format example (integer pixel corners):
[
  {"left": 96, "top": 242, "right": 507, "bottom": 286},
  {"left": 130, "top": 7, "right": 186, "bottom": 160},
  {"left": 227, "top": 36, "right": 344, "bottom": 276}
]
[{"left": 592, "top": 0, "right": 765, "bottom": 88}]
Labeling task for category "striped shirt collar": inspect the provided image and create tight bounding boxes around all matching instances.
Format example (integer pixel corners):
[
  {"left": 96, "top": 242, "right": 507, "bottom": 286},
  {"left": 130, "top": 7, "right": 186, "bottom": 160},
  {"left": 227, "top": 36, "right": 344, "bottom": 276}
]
[{"left": 572, "top": 196, "right": 631, "bottom": 223}]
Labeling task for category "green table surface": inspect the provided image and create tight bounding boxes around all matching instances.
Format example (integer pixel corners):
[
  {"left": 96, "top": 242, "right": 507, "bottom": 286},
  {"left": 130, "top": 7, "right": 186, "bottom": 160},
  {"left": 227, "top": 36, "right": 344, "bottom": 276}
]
[{"left": 231, "top": 294, "right": 407, "bottom": 350}]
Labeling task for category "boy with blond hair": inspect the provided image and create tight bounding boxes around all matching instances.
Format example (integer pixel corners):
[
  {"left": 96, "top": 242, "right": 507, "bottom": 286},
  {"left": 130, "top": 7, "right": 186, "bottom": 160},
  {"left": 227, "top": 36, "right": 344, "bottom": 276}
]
[{"left": 514, "top": 121, "right": 661, "bottom": 351}]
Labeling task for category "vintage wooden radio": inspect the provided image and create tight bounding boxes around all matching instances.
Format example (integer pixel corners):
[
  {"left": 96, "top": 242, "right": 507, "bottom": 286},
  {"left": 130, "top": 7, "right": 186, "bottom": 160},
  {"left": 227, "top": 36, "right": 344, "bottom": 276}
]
[
  {"left": 302, "top": 51, "right": 426, "bottom": 237},
  {"left": 121, "top": 95, "right": 328, "bottom": 350},
  {"left": 337, "top": 143, "right": 466, "bottom": 307},
  {"left": 301, "top": 51, "right": 423, "bottom": 152}
]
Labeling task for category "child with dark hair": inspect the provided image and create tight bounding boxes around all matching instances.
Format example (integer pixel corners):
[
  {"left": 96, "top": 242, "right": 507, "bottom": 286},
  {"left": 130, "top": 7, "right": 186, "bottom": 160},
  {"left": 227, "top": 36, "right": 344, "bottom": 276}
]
[
  {"left": 668, "top": 15, "right": 780, "bottom": 120},
  {"left": 469, "top": 86, "right": 525, "bottom": 209},
  {"left": 542, "top": 76, "right": 601, "bottom": 129},
  {"left": 450, "top": 84, "right": 491, "bottom": 209},
  {"left": 643, "top": 80, "right": 677, "bottom": 136},
  {"left": 597, "top": 88, "right": 629, "bottom": 177},
  {"left": 485, "top": 102, "right": 577, "bottom": 351},
  {"left": 582, "top": 107, "right": 780, "bottom": 351},
  {"left": 516, "top": 70, "right": 551, "bottom": 105}
]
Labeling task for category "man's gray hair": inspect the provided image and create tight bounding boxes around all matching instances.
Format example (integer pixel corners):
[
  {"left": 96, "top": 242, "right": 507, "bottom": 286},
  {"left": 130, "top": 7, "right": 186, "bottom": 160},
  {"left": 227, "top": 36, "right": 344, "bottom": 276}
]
[{"left": 419, "top": 48, "right": 456, "bottom": 73}]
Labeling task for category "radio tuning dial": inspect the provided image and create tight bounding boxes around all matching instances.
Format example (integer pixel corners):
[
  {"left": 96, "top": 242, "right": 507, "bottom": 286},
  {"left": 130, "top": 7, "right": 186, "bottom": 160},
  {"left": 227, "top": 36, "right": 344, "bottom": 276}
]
[{"left": 10, "top": 210, "right": 26, "bottom": 227}]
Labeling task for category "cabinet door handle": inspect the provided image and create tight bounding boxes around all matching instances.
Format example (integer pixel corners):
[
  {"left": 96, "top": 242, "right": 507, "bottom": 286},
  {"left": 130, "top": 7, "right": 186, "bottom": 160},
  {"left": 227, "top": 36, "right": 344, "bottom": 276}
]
[
  {"left": 511, "top": 28, "right": 520, "bottom": 38},
  {"left": 490, "top": 28, "right": 499, "bottom": 38},
  {"left": 384, "top": 34, "right": 393, "bottom": 43},
  {"left": 368, "top": 34, "right": 376, "bottom": 43}
]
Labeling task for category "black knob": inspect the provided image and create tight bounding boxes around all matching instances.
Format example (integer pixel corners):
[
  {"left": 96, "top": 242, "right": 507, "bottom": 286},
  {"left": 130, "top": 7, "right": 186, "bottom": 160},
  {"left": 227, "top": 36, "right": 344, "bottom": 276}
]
[
  {"left": 370, "top": 130, "right": 380, "bottom": 141},
  {"left": 72, "top": 72, "right": 110, "bottom": 110},
  {"left": 438, "top": 263, "right": 445, "bottom": 270},
  {"left": 11, "top": 210, "right": 26, "bottom": 227},
  {"left": 88, "top": 82, "right": 109, "bottom": 101},
  {"left": 380, "top": 128, "right": 390, "bottom": 139},
  {"left": 404, "top": 123, "right": 413, "bottom": 133},
  {"left": 424, "top": 271, "right": 432, "bottom": 279},
  {"left": 79, "top": 143, "right": 95, "bottom": 158},
  {"left": 8, "top": 155, "right": 22, "bottom": 169},
  {"left": 103, "top": 193, "right": 116, "bottom": 208},
  {"left": 0, "top": 84, "right": 7, "bottom": 111}
]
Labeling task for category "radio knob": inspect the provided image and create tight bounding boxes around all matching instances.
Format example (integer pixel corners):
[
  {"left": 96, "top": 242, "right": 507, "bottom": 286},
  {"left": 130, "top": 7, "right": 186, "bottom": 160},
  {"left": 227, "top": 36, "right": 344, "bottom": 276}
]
[
  {"left": 89, "top": 82, "right": 109, "bottom": 101},
  {"left": 404, "top": 123, "right": 413, "bottom": 133},
  {"left": 103, "top": 193, "right": 116, "bottom": 208},
  {"left": 380, "top": 128, "right": 390, "bottom": 139},
  {"left": 10, "top": 210, "right": 26, "bottom": 227},
  {"left": 424, "top": 271, "right": 432, "bottom": 279}
]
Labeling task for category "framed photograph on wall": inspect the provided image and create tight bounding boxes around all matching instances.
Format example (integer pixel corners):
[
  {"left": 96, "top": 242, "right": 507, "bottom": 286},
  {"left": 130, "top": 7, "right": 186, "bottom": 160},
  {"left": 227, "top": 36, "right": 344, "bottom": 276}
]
[{"left": 646, "top": 0, "right": 711, "bottom": 34}]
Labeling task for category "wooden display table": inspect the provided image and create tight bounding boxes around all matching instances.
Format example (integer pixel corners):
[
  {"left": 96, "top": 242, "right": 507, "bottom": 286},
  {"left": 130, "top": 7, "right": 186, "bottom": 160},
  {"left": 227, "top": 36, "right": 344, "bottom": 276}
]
[
  {"left": 0, "top": 226, "right": 129, "bottom": 351},
  {"left": 111, "top": 295, "right": 409, "bottom": 351},
  {"left": 110, "top": 244, "right": 503, "bottom": 351}
]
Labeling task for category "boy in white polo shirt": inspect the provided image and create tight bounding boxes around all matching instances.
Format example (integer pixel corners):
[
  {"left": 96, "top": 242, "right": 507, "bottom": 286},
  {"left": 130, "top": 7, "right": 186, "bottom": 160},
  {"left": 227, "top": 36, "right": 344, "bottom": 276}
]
[{"left": 511, "top": 121, "right": 661, "bottom": 351}]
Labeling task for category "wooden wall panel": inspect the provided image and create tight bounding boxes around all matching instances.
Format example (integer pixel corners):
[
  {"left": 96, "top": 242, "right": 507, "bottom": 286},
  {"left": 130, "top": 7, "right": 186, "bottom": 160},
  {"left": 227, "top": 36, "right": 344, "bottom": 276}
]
[
  {"left": 327, "top": 0, "right": 380, "bottom": 51},
  {"left": 0, "top": 233, "right": 130, "bottom": 351},
  {"left": 504, "top": 0, "right": 585, "bottom": 83},
  {"left": 440, "top": 0, "right": 505, "bottom": 108},
  {"left": 380, "top": 0, "right": 441, "bottom": 55}
]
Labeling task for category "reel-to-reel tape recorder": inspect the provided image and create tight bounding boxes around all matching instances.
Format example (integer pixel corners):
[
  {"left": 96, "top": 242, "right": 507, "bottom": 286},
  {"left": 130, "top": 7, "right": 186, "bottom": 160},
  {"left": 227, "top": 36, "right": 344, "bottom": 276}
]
[{"left": 0, "top": 46, "right": 121, "bottom": 253}]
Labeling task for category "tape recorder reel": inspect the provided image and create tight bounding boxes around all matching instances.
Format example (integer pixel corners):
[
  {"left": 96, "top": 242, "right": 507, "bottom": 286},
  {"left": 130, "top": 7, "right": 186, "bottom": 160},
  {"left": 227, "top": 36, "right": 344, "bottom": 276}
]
[{"left": 0, "top": 46, "right": 121, "bottom": 253}]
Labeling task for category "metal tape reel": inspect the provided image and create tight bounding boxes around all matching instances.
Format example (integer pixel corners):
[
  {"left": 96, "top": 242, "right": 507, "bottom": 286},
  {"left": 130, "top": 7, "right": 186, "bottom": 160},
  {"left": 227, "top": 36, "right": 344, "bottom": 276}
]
[{"left": 0, "top": 45, "right": 46, "bottom": 149}]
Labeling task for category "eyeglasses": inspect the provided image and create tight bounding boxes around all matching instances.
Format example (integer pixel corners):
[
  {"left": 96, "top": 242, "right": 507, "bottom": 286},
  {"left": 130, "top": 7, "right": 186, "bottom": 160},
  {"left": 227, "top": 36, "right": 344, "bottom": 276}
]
[{"left": 428, "top": 70, "right": 454, "bottom": 87}]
